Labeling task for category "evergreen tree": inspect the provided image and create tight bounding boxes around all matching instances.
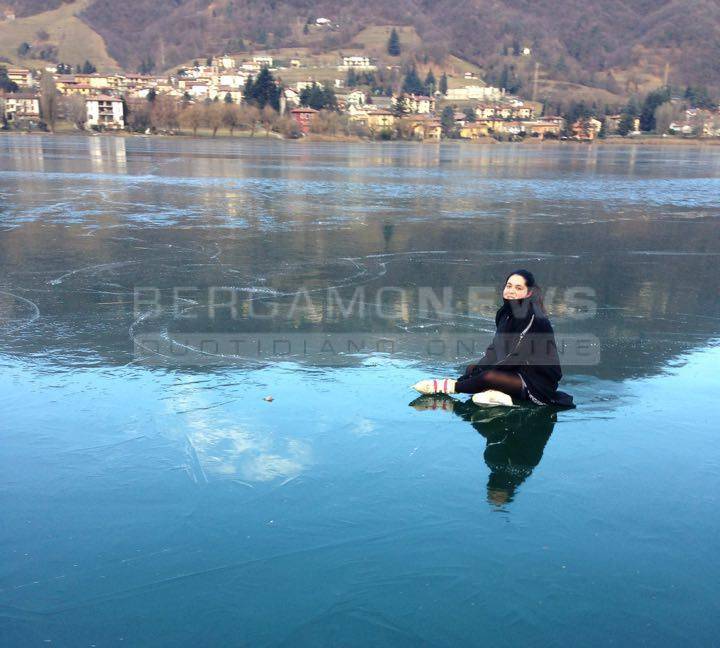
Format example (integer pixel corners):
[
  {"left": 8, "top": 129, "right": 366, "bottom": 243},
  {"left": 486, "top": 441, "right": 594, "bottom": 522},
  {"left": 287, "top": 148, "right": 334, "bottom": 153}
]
[
  {"left": 640, "top": 87, "right": 671, "bottom": 132},
  {"left": 393, "top": 94, "right": 409, "bottom": 116},
  {"left": 82, "top": 60, "right": 97, "bottom": 74},
  {"left": 463, "top": 106, "right": 476, "bottom": 122},
  {"left": 617, "top": 113, "right": 635, "bottom": 136},
  {"left": 439, "top": 73, "right": 448, "bottom": 96},
  {"left": 402, "top": 66, "right": 425, "bottom": 95},
  {"left": 0, "top": 67, "right": 19, "bottom": 93},
  {"left": 440, "top": 105, "right": 455, "bottom": 137},
  {"left": 224, "top": 92, "right": 233, "bottom": 103},
  {"left": 146, "top": 88, "right": 157, "bottom": 103},
  {"left": 424, "top": 70, "right": 436, "bottom": 95},
  {"left": 138, "top": 57, "right": 154, "bottom": 74},
  {"left": 244, "top": 75, "right": 255, "bottom": 100},
  {"left": 299, "top": 83, "right": 337, "bottom": 110},
  {"left": 387, "top": 28, "right": 401, "bottom": 57},
  {"left": 684, "top": 85, "right": 717, "bottom": 110},
  {"left": 245, "top": 68, "right": 281, "bottom": 110}
]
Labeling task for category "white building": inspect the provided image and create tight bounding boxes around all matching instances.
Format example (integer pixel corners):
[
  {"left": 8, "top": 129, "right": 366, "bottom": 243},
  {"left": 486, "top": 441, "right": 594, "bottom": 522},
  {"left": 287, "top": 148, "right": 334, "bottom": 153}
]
[
  {"left": 253, "top": 55, "right": 273, "bottom": 68},
  {"left": 213, "top": 55, "right": 236, "bottom": 69},
  {"left": 85, "top": 95, "right": 124, "bottom": 129},
  {"left": 339, "top": 56, "right": 375, "bottom": 70},
  {"left": 219, "top": 73, "right": 246, "bottom": 88},
  {"left": 315, "top": 17, "right": 331, "bottom": 25},
  {"left": 2, "top": 93, "right": 40, "bottom": 122},
  {"left": 284, "top": 87, "right": 300, "bottom": 106},
  {"left": 445, "top": 85, "right": 504, "bottom": 101}
]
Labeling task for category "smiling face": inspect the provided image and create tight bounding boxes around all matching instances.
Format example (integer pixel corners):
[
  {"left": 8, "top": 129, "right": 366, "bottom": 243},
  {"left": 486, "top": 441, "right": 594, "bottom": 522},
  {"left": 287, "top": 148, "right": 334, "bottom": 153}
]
[{"left": 503, "top": 274, "right": 531, "bottom": 300}]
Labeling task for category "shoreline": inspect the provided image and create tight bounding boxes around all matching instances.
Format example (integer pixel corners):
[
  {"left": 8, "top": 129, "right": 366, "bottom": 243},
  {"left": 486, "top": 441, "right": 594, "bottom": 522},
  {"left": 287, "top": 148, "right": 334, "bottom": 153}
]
[{"left": 2, "top": 129, "right": 719, "bottom": 147}]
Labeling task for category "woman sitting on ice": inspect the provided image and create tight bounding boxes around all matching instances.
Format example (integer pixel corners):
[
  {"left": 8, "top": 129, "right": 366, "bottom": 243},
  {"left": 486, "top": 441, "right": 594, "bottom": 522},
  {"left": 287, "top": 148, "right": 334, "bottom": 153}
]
[{"left": 413, "top": 269, "right": 574, "bottom": 408}]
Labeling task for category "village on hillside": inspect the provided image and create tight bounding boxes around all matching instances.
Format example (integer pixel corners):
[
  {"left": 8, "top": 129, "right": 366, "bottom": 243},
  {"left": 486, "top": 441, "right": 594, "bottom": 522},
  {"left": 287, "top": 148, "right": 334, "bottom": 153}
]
[{"left": 1, "top": 25, "right": 719, "bottom": 141}]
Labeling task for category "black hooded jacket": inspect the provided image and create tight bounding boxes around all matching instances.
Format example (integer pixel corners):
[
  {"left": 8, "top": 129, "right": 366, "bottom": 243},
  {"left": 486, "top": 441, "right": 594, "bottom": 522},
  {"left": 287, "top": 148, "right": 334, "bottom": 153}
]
[{"left": 469, "top": 296, "right": 573, "bottom": 407}]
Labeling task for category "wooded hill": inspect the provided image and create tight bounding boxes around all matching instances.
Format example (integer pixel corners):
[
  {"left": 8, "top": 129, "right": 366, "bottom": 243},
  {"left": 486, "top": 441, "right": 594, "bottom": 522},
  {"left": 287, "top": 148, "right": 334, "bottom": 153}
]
[{"left": 6, "top": 0, "right": 720, "bottom": 97}]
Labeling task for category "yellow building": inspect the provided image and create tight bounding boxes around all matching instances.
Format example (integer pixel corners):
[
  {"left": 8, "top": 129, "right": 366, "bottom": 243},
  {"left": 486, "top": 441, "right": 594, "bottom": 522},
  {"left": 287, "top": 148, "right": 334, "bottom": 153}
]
[{"left": 366, "top": 110, "right": 396, "bottom": 131}]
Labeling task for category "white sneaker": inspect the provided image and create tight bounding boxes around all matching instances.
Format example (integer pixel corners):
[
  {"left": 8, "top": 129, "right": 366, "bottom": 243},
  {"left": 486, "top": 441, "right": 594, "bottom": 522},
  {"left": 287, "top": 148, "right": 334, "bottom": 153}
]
[
  {"left": 411, "top": 378, "right": 457, "bottom": 395},
  {"left": 472, "top": 390, "right": 515, "bottom": 407}
]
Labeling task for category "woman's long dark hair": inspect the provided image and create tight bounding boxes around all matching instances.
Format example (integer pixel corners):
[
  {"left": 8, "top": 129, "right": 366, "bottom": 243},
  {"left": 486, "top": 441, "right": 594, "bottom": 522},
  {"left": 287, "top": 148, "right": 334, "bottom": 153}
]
[{"left": 503, "top": 269, "right": 547, "bottom": 316}]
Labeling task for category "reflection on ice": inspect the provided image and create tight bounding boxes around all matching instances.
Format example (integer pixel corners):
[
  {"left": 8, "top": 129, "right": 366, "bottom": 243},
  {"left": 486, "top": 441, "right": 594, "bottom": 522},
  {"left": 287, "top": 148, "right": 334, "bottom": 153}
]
[{"left": 171, "top": 385, "right": 312, "bottom": 483}]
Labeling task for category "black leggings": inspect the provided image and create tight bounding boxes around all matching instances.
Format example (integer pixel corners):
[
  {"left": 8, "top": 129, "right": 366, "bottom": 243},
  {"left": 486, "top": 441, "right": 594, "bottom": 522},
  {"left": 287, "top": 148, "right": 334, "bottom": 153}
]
[{"left": 455, "top": 368, "right": 525, "bottom": 398}]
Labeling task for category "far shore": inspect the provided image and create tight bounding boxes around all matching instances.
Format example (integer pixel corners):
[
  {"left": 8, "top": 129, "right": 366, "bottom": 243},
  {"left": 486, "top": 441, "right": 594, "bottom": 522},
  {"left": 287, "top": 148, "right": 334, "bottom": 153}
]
[{"left": 2, "top": 127, "right": 720, "bottom": 147}]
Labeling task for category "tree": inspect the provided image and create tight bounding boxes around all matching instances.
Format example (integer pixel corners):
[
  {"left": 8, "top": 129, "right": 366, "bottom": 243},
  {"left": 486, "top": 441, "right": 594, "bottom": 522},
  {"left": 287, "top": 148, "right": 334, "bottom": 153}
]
[
  {"left": 55, "top": 62, "right": 72, "bottom": 75},
  {"left": 463, "top": 106, "right": 476, "bottom": 123},
  {"left": 224, "top": 92, "right": 233, "bottom": 103},
  {"left": 393, "top": 94, "right": 409, "bottom": 117},
  {"left": 439, "top": 73, "right": 448, "bottom": 96},
  {"left": 61, "top": 95, "right": 87, "bottom": 130},
  {"left": 146, "top": 88, "right": 157, "bottom": 103},
  {"left": 617, "top": 113, "right": 635, "bottom": 136},
  {"left": 387, "top": 28, "right": 401, "bottom": 56},
  {"left": 640, "top": 87, "right": 671, "bottom": 132},
  {"left": 139, "top": 57, "right": 155, "bottom": 74},
  {"left": 39, "top": 72, "right": 58, "bottom": 132},
  {"left": 81, "top": 60, "right": 97, "bottom": 74},
  {"left": 180, "top": 103, "right": 203, "bottom": 136},
  {"left": 240, "top": 105, "right": 260, "bottom": 136},
  {"left": 0, "top": 67, "right": 19, "bottom": 93},
  {"left": 424, "top": 70, "right": 436, "bottom": 95},
  {"left": 261, "top": 105, "right": 277, "bottom": 136},
  {"left": 244, "top": 68, "right": 281, "bottom": 110},
  {"left": 222, "top": 102, "right": 241, "bottom": 135},
  {"left": 299, "top": 83, "right": 337, "bottom": 110},
  {"left": 150, "top": 96, "right": 179, "bottom": 131},
  {"left": 654, "top": 101, "right": 678, "bottom": 135},
  {"left": 441, "top": 105, "right": 455, "bottom": 137},
  {"left": 17, "top": 42, "right": 31, "bottom": 57},
  {"left": 204, "top": 102, "right": 224, "bottom": 136},
  {"left": 402, "top": 66, "right": 425, "bottom": 95},
  {"left": 683, "top": 85, "right": 717, "bottom": 110}
]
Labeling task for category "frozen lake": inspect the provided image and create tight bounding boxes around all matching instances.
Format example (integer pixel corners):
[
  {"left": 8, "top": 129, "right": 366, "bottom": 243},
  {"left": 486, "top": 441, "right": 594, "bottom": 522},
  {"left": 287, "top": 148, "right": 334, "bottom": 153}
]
[{"left": 1, "top": 135, "right": 719, "bottom": 646}]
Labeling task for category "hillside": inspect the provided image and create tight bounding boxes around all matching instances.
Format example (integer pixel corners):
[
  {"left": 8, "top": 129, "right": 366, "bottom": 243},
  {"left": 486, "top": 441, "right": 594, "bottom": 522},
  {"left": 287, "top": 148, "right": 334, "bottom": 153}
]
[
  {"left": 0, "top": 0, "right": 119, "bottom": 72},
  {"left": 4, "top": 0, "right": 720, "bottom": 98}
]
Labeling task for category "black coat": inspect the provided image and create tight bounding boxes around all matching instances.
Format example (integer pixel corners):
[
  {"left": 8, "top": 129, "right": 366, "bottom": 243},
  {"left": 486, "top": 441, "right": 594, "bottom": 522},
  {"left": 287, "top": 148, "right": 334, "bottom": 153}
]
[{"left": 468, "top": 298, "right": 574, "bottom": 407}]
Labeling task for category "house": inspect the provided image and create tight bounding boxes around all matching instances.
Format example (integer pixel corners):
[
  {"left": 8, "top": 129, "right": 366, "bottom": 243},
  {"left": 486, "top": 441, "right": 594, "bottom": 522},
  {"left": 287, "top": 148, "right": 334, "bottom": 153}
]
[
  {"left": 525, "top": 116, "right": 564, "bottom": 138},
  {"left": 496, "top": 120, "right": 526, "bottom": 135},
  {"left": 219, "top": 73, "right": 246, "bottom": 88},
  {"left": 188, "top": 82, "right": 210, "bottom": 99},
  {"left": 604, "top": 114, "right": 640, "bottom": 135},
  {"left": 571, "top": 117, "right": 603, "bottom": 140},
  {"left": 213, "top": 55, "right": 236, "bottom": 69},
  {"left": 2, "top": 93, "right": 41, "bottom": 123},
  {"left": 284, "top": 87, "right": 300, "bottom": 106},
  {"left": 339, "top": 56, "right": 375, "bottom": 70},
  {"left": 290, "top": 59, "right": 301, "bottom": 68},
  {"left": 407, "top": 115, "right": 441, "bottom": 140},
  {"left": 7, "top": 68, "right": 33, "bottom": 87},
  {"left": 85, "top": 95, "right": 124, "bottom": 129},
  {"left": 217, "top": 86, "right": 243, "bottom": 103},
  {"left": 315, "top": 17, "right": 332, "bottom": 25},
  {"left": 253, "top": 55, "right": 273, "bottom": 68},
  {"left": 512, "top": 105, "right": 535, "bottom": 119},
  {"left": 447, "top": 86, "right": 504, "bottom": 101},
  {"left": 347, "top": 89, "right": 366, "bottom": 107},
  {"left": 459, "top": 121, "right": 492, "bottom": 139},
  {"left": 365, "top": 109, "right": 396, "bottom": 132},
  {"left": 290, "top": 107, "right": 318, "bottom": 135},
  {"left": 393, "top": 94, "right": 434, "bottom": 114}
]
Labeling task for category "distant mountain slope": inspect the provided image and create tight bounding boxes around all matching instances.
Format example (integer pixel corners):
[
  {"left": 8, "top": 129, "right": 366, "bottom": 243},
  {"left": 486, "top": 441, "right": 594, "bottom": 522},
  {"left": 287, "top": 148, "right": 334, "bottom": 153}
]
[
  {"left": 1, "top": 0, "right": 119, "bottom": 71},
  {"left": 7, "top": 0, "right": 720, "bottom": 94}
]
